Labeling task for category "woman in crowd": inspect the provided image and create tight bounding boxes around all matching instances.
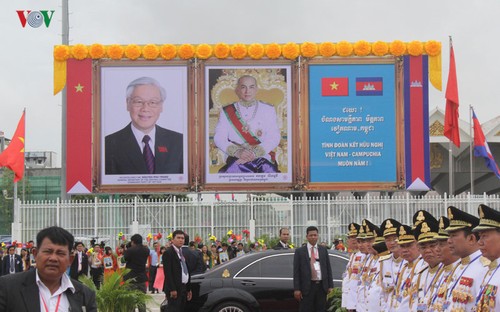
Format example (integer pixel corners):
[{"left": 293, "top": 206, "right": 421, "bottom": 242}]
[{"left": 153, "top": 246, "right": 167, "bottom": 293}]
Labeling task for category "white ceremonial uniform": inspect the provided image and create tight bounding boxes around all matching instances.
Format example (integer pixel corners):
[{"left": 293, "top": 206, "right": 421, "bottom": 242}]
[
  {"left": 364, "top": 254, "right": 387, "bottom": 312},
  {"left": 341, "top": 252, "right": 356, "bottom": 308},
  {"left": 428, "top": 259, "right": 461, "bottom": 312},
  {"left": 411, "top": 263, "right": 442, "bottom": 312},
  {"left": 392, "top": 257, "right": 426, "bottom": 312},
  {"left": 381, "top": 255, "right": 405, "bottom": 312},
  {"left": 357, "top": 254, "right": 375, "bottom": 312},
  {"left": 343, "top": 251, "right": 366, "bottom": 310},
  {"left": 214, "top": 101, "right": 281, "bottom": 161},
  {"left": 444, "top": 250, "right": 489, "bottom": 312},
  {"left": 475, "top": 257, "right": 500, "bottom": 312}
]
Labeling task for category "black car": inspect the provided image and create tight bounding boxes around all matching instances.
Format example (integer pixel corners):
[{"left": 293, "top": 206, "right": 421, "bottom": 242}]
[{"left": 186, "top": 249, "right": 348, "bottom": 312}]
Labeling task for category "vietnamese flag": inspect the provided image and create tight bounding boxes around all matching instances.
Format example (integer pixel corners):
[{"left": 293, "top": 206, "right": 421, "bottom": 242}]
[
  {"left": 0, "top": 111, "right": 25, "bottom": 182},
  {"left": 321, "top": 77, "right": 349, "bottom": 96}
]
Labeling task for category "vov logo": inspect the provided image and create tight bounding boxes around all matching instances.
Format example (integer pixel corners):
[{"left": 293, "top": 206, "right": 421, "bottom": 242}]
[{"left": 16, "top": 10, "right": 55, "bottom": 28}]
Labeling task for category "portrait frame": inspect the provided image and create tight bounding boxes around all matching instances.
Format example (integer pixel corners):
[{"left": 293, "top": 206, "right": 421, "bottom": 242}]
[
  {"left": 198, "top": 60, "right": 298, "bottom": 191},
  {"left": 93, "top": 60, "right": 193, "bottom": 193},
  {"left": 301, "top": 57, "right": 405, "bottom": 191}
]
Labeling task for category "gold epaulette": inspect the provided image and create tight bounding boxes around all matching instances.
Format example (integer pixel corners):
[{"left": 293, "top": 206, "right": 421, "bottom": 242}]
[
  {"left": 379, "top": 254, "right": 392, "bottom": 262},
  {"left": 480, "top": 256, "right": 491, "bottom": 267},
  {"left": 416, "top": 265, "right": 429, "bottom": 275}
]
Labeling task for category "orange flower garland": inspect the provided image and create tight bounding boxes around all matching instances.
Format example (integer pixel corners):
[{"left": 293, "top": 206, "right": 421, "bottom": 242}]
[
  {"left": 71, "top": 44, "right": 88, "bottom": 60},
  {"left": 248, "top": 43, "right": 265, "bottom": 59},
  {"left": 372, "top": 41, "right": 389, "bottom": 56},
  {"left": 319, "top": 42, "right": 336, "bottom": 57},
  {"left": 337, "top": 41, "right": 353, "bottom": 57},
  {"left": 282, "top": 42, "right": 300, "bottom": 60},
  {"left": 389, "top": 40, "right": 406, "bottom": 56},
  {"left": 89, "top": 43, "right": 106, "bottom": 59},
  {"left": 424, "top": 40, "right": 441, "bottom": 56},
  {"left": 54, "top": 45, "right": 70, "bottom": 61},
  {"left": 301, "top": 42, "right": 317, "bottom": 58},
  {"left": 354, "top": 40, "right": 371, "bottom": 56},
  {"left": 107, "top": 44, "right": 124, "bottom": 60},
  {"left": 124, "top": 44, "right": 141, "bottom": 60},
  {"left": 407, "top": 40, "right": 423, "bottom": 56},
  {"left": 160, "top": 44, "right": 177, "bottom": 60},
  {"left": 142, "top": 44, "right": 160, "bottom": 60},
  {"left": 231, "top": 43, "right": 247, "bottom": 59},
  {"left": 265, "top": 43, "right": 282, "bottom": 59},
  {"left": 214, "top": 43, "right": 230, "bottom": 59},
  {"left": 195, "top": 44, "right": 213, "bottom": 59},
  {"left": 178, "top": 44, "right": 195, "bottom": 59}
]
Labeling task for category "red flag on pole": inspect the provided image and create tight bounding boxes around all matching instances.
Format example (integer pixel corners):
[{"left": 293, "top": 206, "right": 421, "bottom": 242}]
[
  {"left": 0, "top": 111, "right": 25, "bottom": 182},
  {"left": 444, "top": 44, "right": 461, "bottom": 147}
]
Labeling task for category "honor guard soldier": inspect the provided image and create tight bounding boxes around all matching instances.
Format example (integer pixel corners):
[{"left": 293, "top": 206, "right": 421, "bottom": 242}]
[
  {"left": 380, "top": 218, "right": 404, "bottom": 311},
  {"left": 472, "top": 204, "right": 500, "bottom": 312},
  {"left": 412, "top": 211, "right": 441, "bottom": 312},
  {"left": 342, "top": 222, "right": 362, "bottom": 311},
  {"left": 390, "top": 224, "right": 426, "bottom": 312},
  {"left": 365, "top": 227, "right": 391, "bottom": 312},
  {"left": 444, "top": 206, "right": 489, "bottom": 312},
  {"left": 357, "top": 219, "right": 379, "bottom": 312}
]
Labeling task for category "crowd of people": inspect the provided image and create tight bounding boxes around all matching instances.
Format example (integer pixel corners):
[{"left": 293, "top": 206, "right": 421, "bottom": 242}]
[{"left": 341, "top": 204, "right": 500, "bottom": 312}]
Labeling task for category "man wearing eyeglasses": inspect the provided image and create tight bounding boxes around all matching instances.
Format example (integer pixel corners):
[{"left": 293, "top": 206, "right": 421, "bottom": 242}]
[{"left": 105, "top": 76, "right": 183, "bottom": 175}]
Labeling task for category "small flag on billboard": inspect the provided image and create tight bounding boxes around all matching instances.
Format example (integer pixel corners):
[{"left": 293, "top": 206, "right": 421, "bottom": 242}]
[
  {"left": 321, "top": 77, "right": 349, "bottom": 96},
  {"left": 356, "top": 77, "right": 383, "bottom": 96}
]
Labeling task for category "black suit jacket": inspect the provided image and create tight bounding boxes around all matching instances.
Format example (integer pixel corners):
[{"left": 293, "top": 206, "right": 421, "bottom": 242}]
[
  {"left": 0, "top": 269, "right": 97, "bottom": 312},
  {"left": 70, "top": 251, "right": 89, "bottom": 280},
  {"left": 163, "top": 246, "right": 191, "bottom": 294},
  {"left": 105, "top": 123, "right": 183, "bottom": 174},
  {"left": 2, "top": 254, "right": 23, "bottom": 275},
  {"left": 123, "top": 244, "right": 149, "bottom": 283},
  {"left": 273, "top": 241, "right": 291, "bottom": 250},
  {"left": 293, "top": 244, "right": 333, "bottom": 295}
]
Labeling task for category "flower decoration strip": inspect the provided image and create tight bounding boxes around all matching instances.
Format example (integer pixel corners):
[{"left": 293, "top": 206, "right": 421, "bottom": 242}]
[
  {"left": 265, "top": 43, "right": 282, "bottom": 59},
  {"left": 71, "top": 44, "right": 88, "bottom": 60},
  {"left": 107, "top": 44, "right": 124, "bottom": 60},
  {"left": 160, "top": 44, "right": 177, "bottom": 60},
  {"left": 389, "top": 40, "right": 406, "bottom": 56},
  {"left": 195, "top": 43, "right": 213, "bottom": 59},
  {"left": 300, "top": 42, "right": 318, "bottom": 58},
  {"left": 248, "top": 43, "right": 265, "bottom": 59},
  {"left": 424, "top": 40, "right": 441, "bottom": 56},
  {"left": 337, "top": 41, "right": 353, "bottom": 57},
  {"left": 89, "top": 43, "right": 106, "bottom": 59},
  {"left": 372, "top": 41, "right": 389, "bottom": 56},
  {"left": 214, "top": 42, "right": 230, "bottom": 59},
  {"left": 125, "top": 44, "right": 142, "bottom": 60},
  {"left": 319, "top": 42, "right": 336, "bottom": 57},
  {"left": 231, "top": 43, "right": 247, "bottom": 59},
  {"left": 407, "top": 40, "right": 424, "bottom": 56},
  {"left": 282, "top": 42, "right": 300, "bottom": 60},
  {"left": 54, "top": 45, "right": 70, "bottom": 61},
  {"left": 178, "top": 43, "right": 195, "bottom": 60},
  {"left": 142, "top": 44, "right": 160, "bottom": 60},
  {"left": 354, "top": 40, "right": 371, "bottom": 56}
]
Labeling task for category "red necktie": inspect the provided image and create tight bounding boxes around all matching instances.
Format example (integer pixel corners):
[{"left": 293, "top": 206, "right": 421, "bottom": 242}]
[{"left": 142, "top": 135, "right": 155, "bottom": 174}]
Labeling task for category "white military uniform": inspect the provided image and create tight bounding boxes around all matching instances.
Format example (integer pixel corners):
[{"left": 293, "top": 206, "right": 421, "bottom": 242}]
[
  {"left": 444, "top": 250, "right": 489, "bottom": 312},
  {"left": 475, "top": 257, "right": 500, "bottom": 312},
  {"left": 391, "top": 257, "right": 426, "bottom": 312},
  {"left": 342, "top": 251, "right": 366, "bottom": 310},
  {"left": 357, "top": 253, "right": 375, "bottom": 312},
  {"left": 429, "top": 260, "right": 461, "bottom": 312},
  {"left": 341, "top": 251, "right": 357, "bottom": 308},
  {"left": 412, "top": 263, "right": 442, "bottom": 312},
  {"left": 214, "top": 101, "right": 281, "bottom": 161},
  {"left": 364, "top": 253, "right": 390, "bottom": 312},
  {"left": 382, "top": 255, "right": 405, "bottom": 311}
]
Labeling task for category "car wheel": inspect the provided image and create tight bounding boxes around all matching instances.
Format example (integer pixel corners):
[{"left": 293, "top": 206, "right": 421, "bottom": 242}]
[{"left": 213, "top": 301, "right": 250, "bottom": 312}]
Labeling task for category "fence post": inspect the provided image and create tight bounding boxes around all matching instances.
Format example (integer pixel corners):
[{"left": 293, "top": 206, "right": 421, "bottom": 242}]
[
  {"left": 290, "top": 194, "right": 294, "bottom": 244},
  {"left": 444, "top": 192, "right": 448, "bottom": 216},
  {"left": 94, "top": 197, "right": 98, "bottom": 239},
  {"left": 406, "top": 192, "right": 411, "bottom": 225},
  {"left": 327, "top": 193, "right": 332, "bottom": 244},
  {"left": 367, "top": 193, "right": 371, "bottom": 221},
  {"left": 56, "top": 197, "right": 60, "bottom": 226},
  {"left": 173, "top": 195, "right": 177, "bottom": 230},
  {"left": 210, "top": 200, "right": 214, "bottom": 238}
]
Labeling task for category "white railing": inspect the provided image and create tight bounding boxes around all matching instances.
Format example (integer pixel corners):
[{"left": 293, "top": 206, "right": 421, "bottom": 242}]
[{"left": 19, "top": 192, "right": 500, "bottom": 247}]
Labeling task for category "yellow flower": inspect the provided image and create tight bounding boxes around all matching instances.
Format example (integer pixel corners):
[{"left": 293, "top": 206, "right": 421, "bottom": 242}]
[
  {"left": 227, "top": 230, "right": 233, "bottom": 236},
  {"left": 337, "top": 41, "right": 353, "bottom": 57},
  {"left": 125, "top": 44, "right": 141, "bottom": 60},
  {"left": 214, "top": 42, "right": 230, "bottom": 59},
  {"left": 319, "top": 42, "right": 336, "bottom": 57},
  {"left": 248, "top": 43, "right": 265, "bottom": 59},
  {"left": 209, "top": 235, "right": 217, "bottom": 242},
  {"left": 389, "top": 40, "right": 406, "bottom": 56},
  {"left": 265, "top": 43, "right": 282, "bottom": 59},
  {"left": 354, "top": 40, "right": 371, "bottom": 56},
  {"left": 142, "top": 44, "right": 160, "bottom": 60},
  {"left": 195, "top": 43, "right": 213, "bottom": 59},
  {"left": 231, "top": 43, "right": 247, "bottom": 59},
  {"left": 178, "top": 44, "right": 195, "bottom": 59},
  {"left": 54, "top": 45, "right": 70, "bottom": 61},
  {"left": 107, "top": 44, "right": 124, "bottom": 60},
  {"left": 89, "top": 43, "right": 106, "bottom": 59},
  {"left": 424, "top": 40, "right": 441, "bottom": 56},
  {"left": 88, "top": 248, "right": 94, "bottom": 254},
  {"left": 282, "top": 42, "right": 300, "bottom": 60},
  {"left": 160, "top": 44, "right": 177, "bottom": 60},
  {"left": 300, "top": 42, "right": 318, "bottom": 58},
  {"left": 372, "top": 41, "right": 389, "bottom": 56},
  {"left": 71, "top": 44, "right": 88, "bottom": 60},
  {"left": 167, "top": 233, "right": 173, "bottom": 240},
  {"left": 407, "top": 40, "right": 424, "bottom": 56}
]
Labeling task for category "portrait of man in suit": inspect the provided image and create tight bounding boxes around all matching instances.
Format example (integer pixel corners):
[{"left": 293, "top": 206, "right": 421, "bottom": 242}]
[
  {"left": 293, "top": 226, "right": 333, "bottom": 312},
  {"left": 69, "top": 242, "right": 89, "bottom": 280},
  {"left": 105, "top": 76, "right": 183, "bottom": 175}
]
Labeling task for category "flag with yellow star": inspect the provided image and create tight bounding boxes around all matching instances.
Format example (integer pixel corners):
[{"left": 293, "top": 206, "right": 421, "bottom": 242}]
[
  {"left": 321, "top": 77, "right": 349, "bottom": 96},
  {"left": 0, "top": 111, "right": 25, "bottom": 182}
]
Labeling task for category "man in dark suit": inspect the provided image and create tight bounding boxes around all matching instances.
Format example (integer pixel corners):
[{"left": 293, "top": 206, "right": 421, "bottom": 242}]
[
  {"left": 0, "top": 226, "right": 97, "bottom": 311},
  {"left": 2, "top": 245, "right": 22, "bottom": 275},
  {"left": 123, "top": 233, "right": 150, "bottom": 312},
  {"left": 163, "top": 230, "right": 192, "bottom": 312},
  {"left": 70, "top": 241, "right": 89, "bottom": 280},
  {"left": 105, "top": 76, "right": 183, "bottom": 175},
  {"left": 273, "top": 227, "right": 292, "bottom": 249},
  {"left": 293, "top": 226, "right": 333, "bottom": 312}
]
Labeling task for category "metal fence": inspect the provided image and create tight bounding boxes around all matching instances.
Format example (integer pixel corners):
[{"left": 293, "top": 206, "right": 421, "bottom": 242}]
[{"left": 18, "top": 192, "right": 500, "bottom": 247}]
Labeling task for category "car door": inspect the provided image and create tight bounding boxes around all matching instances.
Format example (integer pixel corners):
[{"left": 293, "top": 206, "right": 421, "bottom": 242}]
[{"left": 234, "top": 253, "right": 298, "bottom": 312}]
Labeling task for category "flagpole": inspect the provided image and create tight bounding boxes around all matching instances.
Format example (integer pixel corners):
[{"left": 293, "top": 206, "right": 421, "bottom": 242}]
[
  {"left": 447, "top": 37, "right": 453, "bottom": 196},
  {"left": 469, "top": 105, "right": 474, "bottom": 195}
]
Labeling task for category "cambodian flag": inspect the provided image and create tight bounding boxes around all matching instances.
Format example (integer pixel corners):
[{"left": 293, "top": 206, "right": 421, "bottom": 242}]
[
  {"left": 356, "top": 77, "right": 383, "bottom": 96},
  {"left": 472, "top": 110, "right": 500, "bottom": 179}
]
